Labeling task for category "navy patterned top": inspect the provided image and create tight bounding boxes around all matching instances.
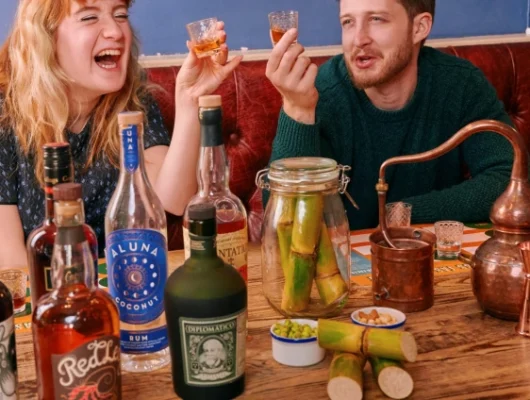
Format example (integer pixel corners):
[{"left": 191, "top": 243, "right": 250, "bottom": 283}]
[{"left": 0, "top": 98, "right": 170, "bottom": 257}]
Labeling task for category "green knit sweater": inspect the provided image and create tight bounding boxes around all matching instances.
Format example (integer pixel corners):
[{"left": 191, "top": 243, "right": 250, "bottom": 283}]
[{"left": 267, "top": 46, "right": 514, "bottom": 230}]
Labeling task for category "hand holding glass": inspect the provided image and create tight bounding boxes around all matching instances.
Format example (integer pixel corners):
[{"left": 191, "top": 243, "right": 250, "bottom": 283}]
[
  {"left": 268, "top": 11, "right": 298, "bottom": 46},
  {"left": 186, "top": 17, "right": 221, "bottom": 58},
  {"left": 434, "top": 221, "right": 464, "bottom": 258},
  {"left": 0, "top": 269, "right": 27, "bottom": 314}
]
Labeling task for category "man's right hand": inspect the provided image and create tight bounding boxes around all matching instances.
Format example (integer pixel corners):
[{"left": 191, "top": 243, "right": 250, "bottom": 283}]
[{"left": 265, "top": 28, "right": 319, "bottom": 125}]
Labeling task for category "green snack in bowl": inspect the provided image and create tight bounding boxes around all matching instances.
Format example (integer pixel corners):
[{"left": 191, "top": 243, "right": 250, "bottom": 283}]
[{"left": 274, "top": 320, "right": 317, "bottom": 340}]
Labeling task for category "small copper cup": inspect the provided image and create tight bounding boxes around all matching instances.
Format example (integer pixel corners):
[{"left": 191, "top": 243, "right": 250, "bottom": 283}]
[{"left": 369, "top": 227, "right": 436, "bottom": 313}]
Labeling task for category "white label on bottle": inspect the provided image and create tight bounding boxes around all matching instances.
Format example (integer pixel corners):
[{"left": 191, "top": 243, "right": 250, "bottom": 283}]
[
  {"left": 183, "top": 226, "right": 248, "bottom": 281},
  {"left": 0, "top": 316, "right": 17, "bottom": 399},
  {"left": 179, "top": 309, "right": 247, "bottom": 386},
  {"left": 51, "top": 336, "right": 121, "bottom": 399}
]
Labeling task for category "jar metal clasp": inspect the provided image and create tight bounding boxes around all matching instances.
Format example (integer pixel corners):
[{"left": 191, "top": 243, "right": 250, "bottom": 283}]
[
  {"left": 255, "top": 168, "right": 270, "bottom": 191},
  {"left": 338, "top": 165, "right": 359, "bottom": 210}
]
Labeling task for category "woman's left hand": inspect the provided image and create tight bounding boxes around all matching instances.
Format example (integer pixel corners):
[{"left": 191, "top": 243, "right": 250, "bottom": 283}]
[{"left": 175, "top": 21, "right": 243, "bottom": 107}]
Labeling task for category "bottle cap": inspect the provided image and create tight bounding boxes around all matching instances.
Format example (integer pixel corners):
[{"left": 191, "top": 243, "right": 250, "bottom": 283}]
[
  {"left": 53, "top": 183, "right": 82, "bottom": 201},
  {"left": 199, "top": 95, "right": 222, "bottom": 108},
  {"left": 118, "top": 111, "right": 144, "bottom": 126},
  {"left": 188, "top": 203, "right": 216, "bottom": 221},
  {"left": 43, "top": 142, "right": 71, "bottom": 168}
]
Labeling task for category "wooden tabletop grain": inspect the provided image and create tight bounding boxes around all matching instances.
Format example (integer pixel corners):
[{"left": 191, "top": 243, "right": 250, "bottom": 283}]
[{"left": 16, "top": 243, "right": 530, "bottom": 399}]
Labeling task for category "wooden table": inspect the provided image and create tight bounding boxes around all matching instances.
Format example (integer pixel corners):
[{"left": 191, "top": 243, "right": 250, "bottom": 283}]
[{"left": 16, "top": 242, "right": 530, "bottom": 399}]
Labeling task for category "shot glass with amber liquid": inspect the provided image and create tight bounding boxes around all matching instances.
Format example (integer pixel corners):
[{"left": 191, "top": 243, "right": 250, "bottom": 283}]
[
  {"left": 186, "top": 17, "right": 221, "bottom": 58},
  {"left": 0, "top": 269, "right": 27, "bottom": 315},
  {"left": 268, "top": 10, "right": 298, "bottom": 46}
]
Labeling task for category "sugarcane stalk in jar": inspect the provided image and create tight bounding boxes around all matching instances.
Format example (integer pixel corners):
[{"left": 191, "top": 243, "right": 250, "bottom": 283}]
[
  {"left": 315, "top": 222, "right": 349, "bottom": 305},
  {"left": 281, "top": 194, "right": 324, "bottom": 312}
]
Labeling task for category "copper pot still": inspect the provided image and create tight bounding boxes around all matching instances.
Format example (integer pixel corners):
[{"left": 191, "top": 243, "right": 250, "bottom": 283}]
[{"left": 371, "top": 120, "right": 530, "bottom": 320}]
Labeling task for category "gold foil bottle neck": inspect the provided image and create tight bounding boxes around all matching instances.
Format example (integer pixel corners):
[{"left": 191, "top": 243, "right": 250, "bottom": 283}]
[{"left": 118, "top": 111, "right": 144, "bottom": 126}]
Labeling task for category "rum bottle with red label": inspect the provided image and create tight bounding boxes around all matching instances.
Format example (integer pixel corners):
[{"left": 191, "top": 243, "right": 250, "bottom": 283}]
[
  {"left": 26, "top": 143, "right": 99, "bottom": 307},
  {"left": 183, "top": 95, "right": 249, "bottom": 282},
  {"left": 32, "top": 183, "right": 121, "bottom": 400}
]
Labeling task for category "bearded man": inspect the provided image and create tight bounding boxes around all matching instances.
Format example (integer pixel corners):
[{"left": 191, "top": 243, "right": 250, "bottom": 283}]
[{"left": 265, "top": 0, "right": 514, "bottom": 229}]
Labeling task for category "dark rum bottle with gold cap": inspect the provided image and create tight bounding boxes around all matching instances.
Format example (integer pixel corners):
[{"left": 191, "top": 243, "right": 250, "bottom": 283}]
[
  {"left": 183, "top": 95, "right": 249, "bottom": 282},
  {"left": 165, "top": 203, "right": 247, "bottom": 399}
]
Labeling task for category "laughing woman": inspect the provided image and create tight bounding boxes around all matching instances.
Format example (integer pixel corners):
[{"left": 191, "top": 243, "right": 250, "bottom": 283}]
[{"left": 0, "top": 0, "right": 242, "bottom": 267}]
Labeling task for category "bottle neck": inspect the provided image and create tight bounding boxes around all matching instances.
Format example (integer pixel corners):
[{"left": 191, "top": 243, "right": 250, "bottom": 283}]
[
  {"left": 198, "top": 112, "right": 229, "bottom": 195},
  {"left": 197, "top": 146, "right": 229, "bottom": 195},
  {"left": 188, "top": 217, "right": 218, "bottom": 258},
  {"left": 52, "top": 201, "right": 94, "bottom": 290},
  {"left": 189, "top": 233, "right": 218, "bottom": 258},
  {"left": 118, "top": 122, "right": 148, "bottom": 179},
  {"left": 44, "top": 164, "right": 74, "bottom": 222}
]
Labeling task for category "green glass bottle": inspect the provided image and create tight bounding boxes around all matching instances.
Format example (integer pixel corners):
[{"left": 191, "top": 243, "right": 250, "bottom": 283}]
[{"left": 165, "top": 204, "right": 247, "bottom": 400}]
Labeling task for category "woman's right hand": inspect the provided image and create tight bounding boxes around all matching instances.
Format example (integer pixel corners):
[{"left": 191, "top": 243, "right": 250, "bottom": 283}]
[
  {"left": 175, "top": 20, "right": 242, "bottom": 108},
  {"left": 265, "top": 28, "right": 319, "bottom": 124}
]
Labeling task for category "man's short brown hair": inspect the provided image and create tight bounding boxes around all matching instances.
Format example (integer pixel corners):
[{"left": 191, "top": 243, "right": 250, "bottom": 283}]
[{"left": 397, "top": 0, "right": 436, "bottom": 22}]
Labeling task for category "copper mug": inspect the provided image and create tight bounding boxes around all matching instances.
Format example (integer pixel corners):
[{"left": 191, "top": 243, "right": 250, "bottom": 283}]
[{"left": 369, "top": 227, "right": 436, "bottom": 313}]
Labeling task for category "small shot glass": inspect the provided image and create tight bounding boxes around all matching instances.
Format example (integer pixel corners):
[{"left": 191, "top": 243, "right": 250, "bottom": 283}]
[
  {"left": 434, "top": 221, "right": 464, "bottom": 259},
  {"left": 186, "top": 17, "right": 221, "bottom": 58},
  {"left": 385, "top": 202, "right": 412, "bottom": 228},
  {"left": 0, "top": 269, "right": 27, "bottom": 315},
  {"left": 268, "top": 10, "right": 298, "bottom": 46}
]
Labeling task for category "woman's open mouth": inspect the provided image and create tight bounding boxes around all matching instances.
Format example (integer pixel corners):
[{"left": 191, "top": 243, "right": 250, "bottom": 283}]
[{"left": 94, "top": 49, "right": 122, "bottom": 70}]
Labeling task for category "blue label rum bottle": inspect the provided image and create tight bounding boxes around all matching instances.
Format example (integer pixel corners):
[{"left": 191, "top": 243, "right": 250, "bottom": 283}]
[{"left": 105, "top": 111, "right": 169, "bottom": 372}]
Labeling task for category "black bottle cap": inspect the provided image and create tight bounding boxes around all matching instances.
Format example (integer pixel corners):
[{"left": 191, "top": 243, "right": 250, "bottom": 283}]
[
  {"left": 43, "top": 142, "right": 71, "bottom": 169},
  {"left": 189, "top": 203, "right": 216, "bottom": 221},
  {"left": 188, "top": 204, "right": 216, "bottom": 237}
]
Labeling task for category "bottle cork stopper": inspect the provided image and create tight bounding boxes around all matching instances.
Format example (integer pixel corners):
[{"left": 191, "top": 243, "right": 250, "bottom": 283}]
[
  {"left": 53, "top": 183, "right": 82, "bottom": 201},
  {"left": 198, "top": 95, "right": 222, "bottom": 108},
  {"left": 43, "top": 142, "right": 69, "bottom": 151},
  {"left": 118, "top": 111, "right": 144, "bottom": 126}
]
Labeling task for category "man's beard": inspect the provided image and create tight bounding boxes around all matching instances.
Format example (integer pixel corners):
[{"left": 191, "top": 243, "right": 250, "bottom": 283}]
[{"left": 346, "top": 36, "right": 414, "bottom": 90}]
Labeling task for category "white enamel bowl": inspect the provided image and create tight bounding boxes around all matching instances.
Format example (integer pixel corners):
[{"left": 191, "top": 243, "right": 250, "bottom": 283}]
[
  {"left": 270, "top": 319, "right": 326, "bottom": 367},
  {"left": 351, "top": 306, "right": 406, "bottom": 329}
]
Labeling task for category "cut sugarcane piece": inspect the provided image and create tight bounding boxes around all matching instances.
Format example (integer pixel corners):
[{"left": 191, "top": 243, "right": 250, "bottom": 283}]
[
  {"left": 328, "top": 352, "right": 366, "bottom": 400},
  {"left": 281, "top": 194, "right": 324, "bottom": 312},
  {"left": 369, "top": 357, "right": 414, "bottom": 399},
  {"left": 317, "top": 319, "right": 417, "bottom": 362},
  {"left": 363, "top": 326, "right": 417, "bottom": 363},
  {"left": 315, "top": 222, "right": 348, "bottom": 305},
  {"left": 276, "top": 195, "right": 297, "bottom": 275}
]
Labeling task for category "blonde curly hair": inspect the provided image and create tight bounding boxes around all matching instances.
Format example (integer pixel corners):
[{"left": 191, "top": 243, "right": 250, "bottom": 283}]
[{"left": 0, "top": 0, "right": 148, "bottom": 186}]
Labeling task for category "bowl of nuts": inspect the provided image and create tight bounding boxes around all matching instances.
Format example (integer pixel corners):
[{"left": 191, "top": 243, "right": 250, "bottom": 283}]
[
  {"left": 350, "top": 307, "right": 406, "bottom": 329},
  {"left": 270, "top": 319, "right": 325, "bottom": 367}
]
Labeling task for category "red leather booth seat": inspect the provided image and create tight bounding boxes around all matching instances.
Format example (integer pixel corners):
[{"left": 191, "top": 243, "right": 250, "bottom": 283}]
[{"left": 146, "top": 42, "right": 530, "bottom": 250}]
